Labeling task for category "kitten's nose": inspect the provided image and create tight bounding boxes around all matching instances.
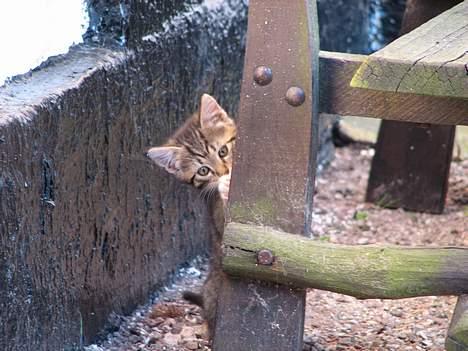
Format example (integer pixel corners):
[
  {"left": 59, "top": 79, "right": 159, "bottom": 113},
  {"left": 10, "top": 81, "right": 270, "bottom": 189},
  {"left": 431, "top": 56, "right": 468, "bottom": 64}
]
[{"left": 216, "top": 165, "right": 230, "bottom": 176}]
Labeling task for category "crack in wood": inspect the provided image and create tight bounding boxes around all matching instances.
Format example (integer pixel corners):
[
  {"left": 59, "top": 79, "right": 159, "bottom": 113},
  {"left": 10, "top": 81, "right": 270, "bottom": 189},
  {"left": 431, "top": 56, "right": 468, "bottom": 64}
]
[
  {"left": 351, "top": 2, "right": 468, "bottom": 99},
  {"left": 225, "top": 245, "right": 257, "bottom": 254},
  {"left": 419, "top": 51, "right": 468, "bottom": 92},
  {"left": 395, "top": 52, "right": 432, "bottom": 92}
]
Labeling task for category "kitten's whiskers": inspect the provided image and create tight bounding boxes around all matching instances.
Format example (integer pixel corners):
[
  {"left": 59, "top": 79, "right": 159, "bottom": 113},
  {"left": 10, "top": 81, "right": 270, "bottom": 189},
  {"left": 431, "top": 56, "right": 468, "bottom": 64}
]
[{"left": 200, "top": 182, "right": 219, "bottom": 202}]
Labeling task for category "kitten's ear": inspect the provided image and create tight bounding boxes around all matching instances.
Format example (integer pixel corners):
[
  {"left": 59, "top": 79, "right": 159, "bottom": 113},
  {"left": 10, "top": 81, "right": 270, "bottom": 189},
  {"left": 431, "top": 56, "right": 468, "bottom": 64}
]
[
  {"left": 146, "top": 146, "right": 181, "bottom": 174},
  {"left": 199, "top": 94, "right": 227, "bottom": 129}
]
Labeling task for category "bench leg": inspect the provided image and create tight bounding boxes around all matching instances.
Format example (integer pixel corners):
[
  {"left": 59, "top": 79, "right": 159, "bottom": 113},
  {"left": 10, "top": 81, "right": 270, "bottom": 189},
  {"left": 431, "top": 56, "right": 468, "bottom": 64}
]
[{"left": 366, "top": 0, "right": 460, "bottom": 214}]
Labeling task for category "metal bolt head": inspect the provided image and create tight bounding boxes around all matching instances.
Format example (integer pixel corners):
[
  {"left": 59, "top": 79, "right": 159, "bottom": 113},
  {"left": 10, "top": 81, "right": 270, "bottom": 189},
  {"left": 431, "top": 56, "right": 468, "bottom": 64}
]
[
  {"left": 253, "top": 66, "right": 273, "bottom": 86},
  {"left": 285, "top": 86, "right": 305, "bottom": 106},
  {"left": 257, "top": 249, "right": 274, "bottom": 265}
]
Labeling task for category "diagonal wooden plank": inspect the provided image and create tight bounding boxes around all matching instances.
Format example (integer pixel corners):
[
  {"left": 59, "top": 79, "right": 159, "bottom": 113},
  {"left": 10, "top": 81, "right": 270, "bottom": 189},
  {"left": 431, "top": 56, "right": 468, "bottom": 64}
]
[
  {"left": 212, "top": 0, "right": 319, "bottom": 349},
  {"left": 366, "top": 0, "right": 461, "bottom": 215},
  {"left": 351, "top": 1, "right": 468, "bottom": 99}
]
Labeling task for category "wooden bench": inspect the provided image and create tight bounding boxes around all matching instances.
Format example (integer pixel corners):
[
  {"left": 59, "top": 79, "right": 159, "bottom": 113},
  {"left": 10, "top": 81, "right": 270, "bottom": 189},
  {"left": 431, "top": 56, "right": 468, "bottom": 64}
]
[
  {"left": 351, "top": 2, "right": 468, "bottom": 99},
  {"left": 212, "top": 1, "right": 468, "bottom": 350},
  {"left": 358, "top": 0, "right": 466, "bottom": 214}
]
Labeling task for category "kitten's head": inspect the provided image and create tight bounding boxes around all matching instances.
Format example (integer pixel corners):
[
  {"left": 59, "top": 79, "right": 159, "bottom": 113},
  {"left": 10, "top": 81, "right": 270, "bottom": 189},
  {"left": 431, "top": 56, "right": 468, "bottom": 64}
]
[{"left": 147, "top": 94, "right": 236, "bottom": 202}]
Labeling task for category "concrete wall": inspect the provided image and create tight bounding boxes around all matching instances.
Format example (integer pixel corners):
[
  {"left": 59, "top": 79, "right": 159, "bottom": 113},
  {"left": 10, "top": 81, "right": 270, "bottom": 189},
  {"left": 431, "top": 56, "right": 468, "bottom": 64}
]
[{"left": 0, "top": 1, "right": 246, "bottom": 350}]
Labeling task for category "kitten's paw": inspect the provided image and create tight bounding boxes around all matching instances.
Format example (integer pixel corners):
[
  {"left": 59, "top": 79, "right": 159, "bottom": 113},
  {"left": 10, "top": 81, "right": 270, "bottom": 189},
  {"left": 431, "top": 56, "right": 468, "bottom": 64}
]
[{"left": 218, "top": 174, "right": 231, "bottom": 203}]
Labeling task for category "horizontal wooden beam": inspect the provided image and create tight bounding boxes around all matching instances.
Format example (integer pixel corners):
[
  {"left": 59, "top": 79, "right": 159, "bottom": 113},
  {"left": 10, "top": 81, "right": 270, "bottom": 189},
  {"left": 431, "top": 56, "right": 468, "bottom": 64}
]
[
  {"left": 446, "top": 295, "right": 468, "bottom": 351},
  {"left": 223, "top": 222, "right": 468, "bottom": 299},
  {"left": 319, "top": 51, "right": 468, "bottom": 126},
  {"left": 351, "top": 2, "right": 468, "bottom": 99}
]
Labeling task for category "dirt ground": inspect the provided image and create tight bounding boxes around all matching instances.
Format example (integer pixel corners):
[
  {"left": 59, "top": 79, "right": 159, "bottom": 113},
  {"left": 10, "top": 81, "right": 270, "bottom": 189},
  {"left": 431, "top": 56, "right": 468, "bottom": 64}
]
[
  {"left": 304, "top": 145, "right": 467, "bottom": 351},
  {"left": 86, "top": 145, "right": 467, "bottom": 351}
]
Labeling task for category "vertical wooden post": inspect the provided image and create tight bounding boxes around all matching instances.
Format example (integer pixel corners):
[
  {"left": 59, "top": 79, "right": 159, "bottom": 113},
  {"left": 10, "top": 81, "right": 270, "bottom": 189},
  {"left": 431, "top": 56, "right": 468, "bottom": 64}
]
[
  {"left": 212, "top": 0, "right": 319, "bottom": 349},
  {"left": 446, "top": 295, "right": 468, "bottom": 351},
  {"left": 366, "top": 0, "right": 460, "bottom": 214}
]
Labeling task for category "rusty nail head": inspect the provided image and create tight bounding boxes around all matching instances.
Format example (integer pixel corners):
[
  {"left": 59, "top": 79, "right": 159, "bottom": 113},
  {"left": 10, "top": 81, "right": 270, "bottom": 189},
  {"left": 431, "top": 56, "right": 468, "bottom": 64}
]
[
  {"left": 285, "top": 86, "right": 305, "bottom": 106},
  {"left": 253, "top": 66, "right": 273, "bottom": 86},
  {"left": 257, "top": 249, "right": 274, "bottom": 265}
]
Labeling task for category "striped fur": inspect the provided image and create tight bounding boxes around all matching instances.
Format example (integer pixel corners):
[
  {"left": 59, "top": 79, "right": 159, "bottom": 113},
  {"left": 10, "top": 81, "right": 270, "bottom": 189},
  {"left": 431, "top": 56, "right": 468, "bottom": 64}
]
[{"left": 147, "top": 94, "right": 236, "bottom": 202}]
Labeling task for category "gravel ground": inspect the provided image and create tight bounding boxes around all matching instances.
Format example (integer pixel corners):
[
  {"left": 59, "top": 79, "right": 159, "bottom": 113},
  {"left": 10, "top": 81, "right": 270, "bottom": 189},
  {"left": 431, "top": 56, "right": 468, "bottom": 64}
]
[{"left": 87, "top": 145, "right": 467, "bottom": 351}]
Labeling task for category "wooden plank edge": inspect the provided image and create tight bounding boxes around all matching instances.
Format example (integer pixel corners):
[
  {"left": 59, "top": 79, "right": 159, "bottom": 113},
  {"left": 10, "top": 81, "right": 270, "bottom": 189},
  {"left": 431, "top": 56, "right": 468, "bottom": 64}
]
[
  {"left": 350, "top": 56, "right": 468, "bottom": 99},
  {"left": 318, "top": 51, "right": 468, "bottom": 126}
]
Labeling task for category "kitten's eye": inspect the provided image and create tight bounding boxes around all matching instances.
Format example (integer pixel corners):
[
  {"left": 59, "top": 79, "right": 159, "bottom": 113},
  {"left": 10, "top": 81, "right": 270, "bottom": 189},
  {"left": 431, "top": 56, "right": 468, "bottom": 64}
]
[
  {"left": 197, "top": 166, "right": 210, "bottom": 176},
  {"left": 218, "top": 145, "right": 228, "bottom": 158}
]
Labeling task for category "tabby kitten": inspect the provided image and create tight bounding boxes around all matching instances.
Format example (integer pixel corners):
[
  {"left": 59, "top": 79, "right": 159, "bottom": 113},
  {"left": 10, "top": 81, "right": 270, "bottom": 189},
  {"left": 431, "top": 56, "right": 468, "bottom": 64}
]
[
  {"left": 147, "top": 94, "right": 235, "bottom": 204},
  {"left": 146, "top": 94, "right": 236, "bottom": 337}
]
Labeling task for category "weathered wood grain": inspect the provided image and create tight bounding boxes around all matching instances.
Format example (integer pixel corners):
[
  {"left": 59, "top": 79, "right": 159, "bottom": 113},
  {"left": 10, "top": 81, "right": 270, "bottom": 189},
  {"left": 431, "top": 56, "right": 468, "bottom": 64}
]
[
  {"left": 351, "top": 1, "right": 468, "bottom": 99},
  {"left": 223, "top": 222, "right": 468, "bottom": 299},
  {"left": 213, "top": 1, "right": 319, "bottom": 350},
  {"left": 366, "top": 0, "right": 461, "bottom": 214},
  {"left": 319, "top": 51, "right": 468, "bottom": 126},
  {"left": 447, "top": 295, "right": 468, "bottom": 351},
  {"left": 226, "top": 3, "right": 319, "bottom": 234}
]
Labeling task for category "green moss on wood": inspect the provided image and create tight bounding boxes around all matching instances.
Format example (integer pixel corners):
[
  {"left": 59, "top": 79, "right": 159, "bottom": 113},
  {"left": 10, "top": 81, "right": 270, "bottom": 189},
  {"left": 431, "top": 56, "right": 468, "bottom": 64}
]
[
  {"left": 350, "top": 58, "right": 468, "bottom": 99},
  {"left": 350, "top": 1, "right": 468, "bottom": 99},
  {"left": 230, "top": 198, "right": 278, "bottom": 225},
  {"left": 447, "top": 296, "right": 468, "bottom": 350},
  {"left": 223, "top": 222, "right": 468, "bottom": 299},
  {"left": 451, "top": 317, "right": 468, "bottom": 346}
]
